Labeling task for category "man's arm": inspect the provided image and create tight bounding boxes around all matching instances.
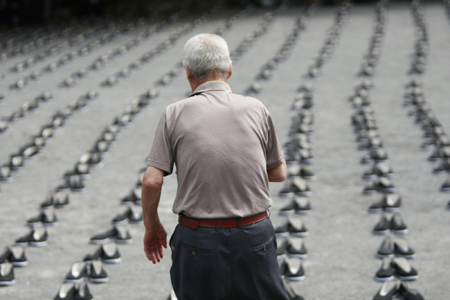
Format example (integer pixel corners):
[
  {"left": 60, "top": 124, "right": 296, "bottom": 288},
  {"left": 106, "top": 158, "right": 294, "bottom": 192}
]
[
  {"left": 267, "top": 159, "right": 287, "bottom": 182},
  {"left": 142, "top": 166, "right": 167, "bottom": 264}
]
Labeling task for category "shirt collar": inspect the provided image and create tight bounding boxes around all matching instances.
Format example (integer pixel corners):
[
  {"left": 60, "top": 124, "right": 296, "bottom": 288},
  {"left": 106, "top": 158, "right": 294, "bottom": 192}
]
[{"left": 190, "top": 80, "right": 232, "bottom": 97}]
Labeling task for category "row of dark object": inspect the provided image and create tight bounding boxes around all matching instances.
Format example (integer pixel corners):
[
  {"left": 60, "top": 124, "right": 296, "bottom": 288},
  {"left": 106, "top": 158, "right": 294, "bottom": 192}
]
[
  {"left": 402, "top": 0, "right": 450, "bottom": 208},
  {"left": 0, "top": 21, "right": 178, "bottom": 290},
  {"left": 51, "top": 7, "right": 257, "bottom": 300},
  {"left": 245, "top": 3, "right": 317, "bottom": 299},
  {"left": 276, "top": 86, "right": 315, "bottom": 300},
  {"left": 279, "top": 0, "right": 352, "bottom": 200},
  {"left": 245, "top": 3, "right": 318, "bottom": 96},
  {"left": 0, "top": 27, "right": 67, "bottom": 60},
  {"left": 359, "top": 77, "right": 421, "bottom": 298},
  {"left": 0, "top": 18, "right": 136, "bottom": 102},
  {"left": 0, "top": 158, "right": 138, "bottom": 287},
  {"left": 255, "top": 4, "right": 318, "bottom": 84},
  {"left": 0, "top": 91, "right": 54, "bottom": 134},
  {"left": 0, "top": 90, "right": 101, "bottom": 182},
  {"left": 408, "top": 0, "right": 429, "bottom": 75},
  {"left": 8, "top": 18, "right": 155, "bottom": 91},
  {"left": 307, "top": 1, "right": 353, "bottom": 79},
  {"left": 1, "top": 48, "right": 181, "bottom": 288},
  {"left": 254, "top": 5, "right": 318, "bottom": 299},
  {"left": 11, "top": 18, "right": 145, "bottom": 73},
  {"left": 350, "top": 0, "right": 394, "bottom": 201},
  {"left": 0, "top": 16, "right": 171, "bottom": 132},
  {"left": 278, "top": 0, "right": 353, "bottom": 269},
  {"left": 403, "top": 79, "right": 450, "bottom": 203},
  {"left": 99, "top": 8, "right": 224, "bottom": 89},
  {"left": 230, "top": 5, "right": 316, "bottom": 299},
  {"left": 52, "top": 166, "right": 148, "bottom": 300},
  {"left": 64, "top": 12, "right": 185, "bottom": 89},
  {"left": 101, "top": 4, "right": 277, "bottom": 91},
  {"left": 0, "top": 87, "right": 158, "bottom": 289},
  {"left": 113, "top": 5, "right": 271, "bottom": 89},
  {"left": 351, "top": 3, "right": 423, "bottom": 298},
  {"left": 77, "top": 7, "right": 222, "bottom": 90},
  {"left": 0, "top": 16, "right": 129, "bottom": 62},
  {"left": 348, "top": 2, "right": 424, "bottom": 299},
  {"left": 351, "top": 81, "right": 423, "bottom": 300},
  {"left": 229, "top": 3, "right": 288, "bottom": 65},
  {"left": 274, "top": 3, "right": 352, "bottom": 300},
  {"left": 83, "top": 2, "right": 258, "bottom": 89},
  {"left": 0, "top": 10, "right": 200, "bottom": 137},
  {"left": 358, "top": 0, "right": 388, "bottom": 77},
  {"left": 0, "top": 8, "right": 220, "bottom": 180}
]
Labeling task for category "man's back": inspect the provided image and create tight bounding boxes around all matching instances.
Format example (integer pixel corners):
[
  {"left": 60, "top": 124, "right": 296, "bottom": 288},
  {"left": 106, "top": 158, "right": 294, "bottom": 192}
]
[
  {"left": 147, "top": 81, "right": 283, "bottom": 218},
  {"left": 142, "top": 33, "right": 288, "bottom": 300}
]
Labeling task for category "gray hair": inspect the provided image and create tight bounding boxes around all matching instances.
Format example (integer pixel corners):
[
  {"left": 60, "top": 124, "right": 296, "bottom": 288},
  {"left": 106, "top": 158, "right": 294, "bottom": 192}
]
[{"left": 182, "top": 33, "right": 232, "bottom": 82}]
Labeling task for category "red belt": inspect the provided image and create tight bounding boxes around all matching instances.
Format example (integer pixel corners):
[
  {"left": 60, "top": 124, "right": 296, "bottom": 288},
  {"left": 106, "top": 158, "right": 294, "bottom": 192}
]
[{"left": 179, "top": 211, "right": 268, "bottom": 229}]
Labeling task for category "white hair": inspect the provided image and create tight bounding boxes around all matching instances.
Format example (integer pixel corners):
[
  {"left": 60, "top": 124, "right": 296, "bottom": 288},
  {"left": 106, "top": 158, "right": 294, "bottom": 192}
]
[{"left": 182, "top": 33, "right": 232, "bottom": 82}]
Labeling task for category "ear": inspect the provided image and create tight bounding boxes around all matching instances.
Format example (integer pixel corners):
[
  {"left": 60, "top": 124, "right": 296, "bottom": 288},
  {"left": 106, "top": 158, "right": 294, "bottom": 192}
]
[
  {"left": 227, "top": 62, "right": 233, "bottom": 79},
  {"left": 184, "top": 65, "right": 194, "bottom": 81}
]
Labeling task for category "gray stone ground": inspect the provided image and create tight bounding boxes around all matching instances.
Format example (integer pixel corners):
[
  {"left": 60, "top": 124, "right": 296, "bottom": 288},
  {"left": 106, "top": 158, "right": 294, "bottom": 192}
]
[{"left": 0, "top": 2, "right": 449, "bottom": 300}]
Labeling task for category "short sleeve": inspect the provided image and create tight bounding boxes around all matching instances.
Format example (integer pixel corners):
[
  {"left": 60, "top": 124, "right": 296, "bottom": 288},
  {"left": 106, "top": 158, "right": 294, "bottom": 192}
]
[
  {"left": 266, "top": 113, "right": 285, "bottom": 169},
  {"left": 146, "top": 111, "right": 174, "bottom": 176}
]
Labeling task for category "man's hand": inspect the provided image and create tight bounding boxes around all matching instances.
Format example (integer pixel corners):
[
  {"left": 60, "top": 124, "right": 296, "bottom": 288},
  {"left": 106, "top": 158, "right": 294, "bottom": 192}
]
[{"left": 144, "top": 221, "right": 168, "bottom": 264}]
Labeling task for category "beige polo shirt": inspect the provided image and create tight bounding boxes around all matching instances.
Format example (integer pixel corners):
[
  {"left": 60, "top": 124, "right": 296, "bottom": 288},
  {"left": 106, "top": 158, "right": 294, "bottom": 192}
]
[{"left": 146, "top": 81, "right": 284, "bottom": 219}]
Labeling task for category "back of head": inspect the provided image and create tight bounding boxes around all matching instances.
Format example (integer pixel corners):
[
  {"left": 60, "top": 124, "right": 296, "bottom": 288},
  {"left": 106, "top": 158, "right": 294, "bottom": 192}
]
[{"left": 182, "top": 34, "right": 232, "bottom": 83}]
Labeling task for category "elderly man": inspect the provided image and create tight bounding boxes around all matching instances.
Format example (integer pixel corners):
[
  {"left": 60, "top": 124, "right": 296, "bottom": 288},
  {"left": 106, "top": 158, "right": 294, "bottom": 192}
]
[{"left": 142, "top": 33, "right": 288, "bottom": 300}]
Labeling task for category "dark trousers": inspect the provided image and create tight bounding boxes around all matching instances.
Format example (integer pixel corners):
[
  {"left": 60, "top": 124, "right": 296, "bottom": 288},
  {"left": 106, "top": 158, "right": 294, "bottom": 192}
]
[{"left": 170, "top": 217, "right": 289, "bottom": 300}]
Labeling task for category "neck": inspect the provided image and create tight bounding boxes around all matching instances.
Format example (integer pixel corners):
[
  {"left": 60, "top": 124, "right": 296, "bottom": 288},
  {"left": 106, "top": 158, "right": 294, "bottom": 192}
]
[{"left": 190, "top": 77, "right": 227, "bottom": 92}]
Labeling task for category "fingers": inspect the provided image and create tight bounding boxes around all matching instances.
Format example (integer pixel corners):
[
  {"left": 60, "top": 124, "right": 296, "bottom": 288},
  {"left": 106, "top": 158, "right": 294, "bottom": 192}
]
[
  {"left": 151, "top": 247, "right": 162, "bottom": 263},
  {"left": 159, "top": 244, "right": 164, "bottom": 259},
  {"left": 144, "top": 242, "right": 156, "bottom": 263},
  {"left": 155, "top": 250, "right": 162, "bottom": 262},
  {"left": 145, "top": 245, "right": 155, "bottom": 263},
  {"left": 145, "top": 243, "right": 164, "bottom": 264},
  {"left": 145, "top": 249, "right": 156, "bottom": 264}
]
